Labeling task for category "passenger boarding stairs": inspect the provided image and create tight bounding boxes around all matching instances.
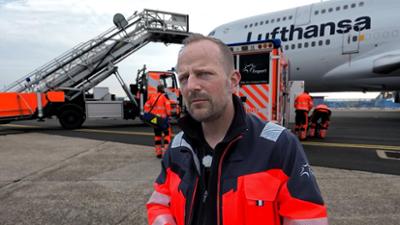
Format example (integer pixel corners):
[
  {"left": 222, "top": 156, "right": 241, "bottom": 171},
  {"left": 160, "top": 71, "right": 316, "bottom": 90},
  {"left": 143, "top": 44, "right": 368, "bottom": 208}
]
[{"left": 2, "top": 9, "right": 190, "bottom": 102}]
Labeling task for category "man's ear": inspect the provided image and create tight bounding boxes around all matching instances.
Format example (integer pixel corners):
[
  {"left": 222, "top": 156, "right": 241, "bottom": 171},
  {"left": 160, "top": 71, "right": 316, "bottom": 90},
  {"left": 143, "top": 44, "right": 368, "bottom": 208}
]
[{"left": 230, "top": 70, "right": 241, "bottom": 91}]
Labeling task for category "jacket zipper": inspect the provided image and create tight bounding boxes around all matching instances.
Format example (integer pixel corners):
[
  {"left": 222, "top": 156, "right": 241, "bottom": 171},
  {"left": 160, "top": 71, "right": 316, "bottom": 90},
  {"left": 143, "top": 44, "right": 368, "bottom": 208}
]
[
  {"left": 216, "top": 135, "right": 243, "bottom": 225},
  {"left": 186, "top": 176, "right": 199, "bottom": 225}
]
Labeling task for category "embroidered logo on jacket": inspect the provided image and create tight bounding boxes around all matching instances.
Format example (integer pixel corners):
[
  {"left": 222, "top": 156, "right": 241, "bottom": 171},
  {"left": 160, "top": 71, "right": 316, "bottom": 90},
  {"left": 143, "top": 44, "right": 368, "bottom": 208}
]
[{"left": 300, "top": 163, "right": 313, "bottom": 178}]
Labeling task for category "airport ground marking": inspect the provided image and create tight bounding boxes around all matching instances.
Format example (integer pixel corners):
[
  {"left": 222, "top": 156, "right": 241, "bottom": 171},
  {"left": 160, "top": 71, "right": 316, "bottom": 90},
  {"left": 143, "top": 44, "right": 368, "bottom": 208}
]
[
  {"left": 79, "top": 129, "right": 400, "bottom": 151},
  {"left": 302, "top": 141, "right": 400, "bottom": 151},
  {"left": 376, "top": 150, "right": 400, "bottom": 161},
  {"left": 0, "top": 124, "right": 40, "bottom": 128},
  {"left": 77, "top": 128, "right": 154, "bottom": 136}
]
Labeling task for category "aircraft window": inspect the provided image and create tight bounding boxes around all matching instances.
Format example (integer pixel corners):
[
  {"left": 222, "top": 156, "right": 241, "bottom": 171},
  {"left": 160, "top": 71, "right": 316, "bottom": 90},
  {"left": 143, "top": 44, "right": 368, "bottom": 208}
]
[
  {"left": 314, "top": 10, "right": 319, "bottom": 15},
  {"left": 321, "top": 9, "right": 326, "bottom": 14},
  {"left": 285, "top": 45, "right": 289, "bottom": 51},
  {"left": 249, "top": 24, "right": 253, "bottom": 28},
  {"left": 265, "top": 20, "right": 269, "bottom": 24},
  {"left": 277, "top": 18, "right": 281, "bottom": 22},
  {"left": 291, "top": 44, "right": 296, "bottom": 49},
  {"left": 255, "top": 22, "right": 258, "bottom": 26},
  {"left": 343, "top": 5, "right": 349, "bottom": 10},
  {"left": 298, "top": 43, "right": 302, "bottom": 49},
  {"left": 283, "top": 16, "right": 287, "bottom": 21},
  {"left": 325, "top": 39, "right": 331, "bottom": 45},
  {"left": 311, "top": 41, "right": 316, "bottom": 47},
  {"left": 304, "top": 42, "right": 309, "bottom": 48},
  {"left": 336, "top": 6, "right": 341, "bottom": 11},
  {"left": 318, "top": 40, "right": 323, "bottom": 46},
  {"left": 352, "top": 36, "right": 358, "bottom": 42},
  {"left": 359, "top": 2, "right": 364, "bottom": 7},
  {"left": 328, "top": 8, "right": 333, "bottom": 12},
  {"left": 289, "top": 15, "right": 293, "bottom": 20},
  {"left": 351, "top": 3, "right": 356, "bottom": 8},
  {"left": 271, "top": 19, "right": 275, "bottom": 23},
  {"left": 260, "top": 21, "right": 264, "bottom": 25},
  {"left": 244, "top": 25, "right": 248, "bottom": 29}
]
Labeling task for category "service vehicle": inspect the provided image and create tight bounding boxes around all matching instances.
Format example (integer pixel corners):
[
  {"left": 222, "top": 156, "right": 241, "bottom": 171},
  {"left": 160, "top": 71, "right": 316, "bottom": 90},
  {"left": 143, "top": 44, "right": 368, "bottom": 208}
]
[
  {"left": 0, "top": 9, "right": 189, "bottom": 129},
  {"left": 229, "top": 39, "right": 290, "bottom": 126}
]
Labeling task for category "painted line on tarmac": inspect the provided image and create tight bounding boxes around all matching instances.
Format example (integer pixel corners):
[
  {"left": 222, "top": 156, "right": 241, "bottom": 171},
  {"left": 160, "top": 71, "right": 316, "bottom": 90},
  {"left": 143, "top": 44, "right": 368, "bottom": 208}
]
[
  {"left": 302, "top": 141, "right": 400, "bottom": 151},
  {"left": 76, "top": 128, "right": 154, "bottom": 136},
  {"left": 74, "top": 128, "right": 400, "bottom": 152},
  {"left": 376, "top": 150, "right": 400, "bottom": 160},
  {"left": 0, "top": 124, "right": 40, "bottom": 128}
]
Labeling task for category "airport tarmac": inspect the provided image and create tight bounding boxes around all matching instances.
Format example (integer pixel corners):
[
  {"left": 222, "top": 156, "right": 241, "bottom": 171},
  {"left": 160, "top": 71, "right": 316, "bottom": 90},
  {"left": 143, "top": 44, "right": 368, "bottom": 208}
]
[
  {"left": 1, "top": 110, "right": 400, "bottom": 175},
  {"left": 0, "top": 132, "right": 399, "bottom": 225},
  {"left": 0, "top": 110, "right": 399, "bottom": 224}
]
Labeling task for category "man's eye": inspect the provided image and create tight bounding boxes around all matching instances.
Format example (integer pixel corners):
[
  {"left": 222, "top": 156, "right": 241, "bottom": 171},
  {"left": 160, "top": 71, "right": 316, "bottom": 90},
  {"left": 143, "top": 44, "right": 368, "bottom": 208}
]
[
  {"left": 178, "top": 76, "right": 188, "bottom": 84},
  {"left": 199, "top": 72, "right": 212, "bottom": 79}
]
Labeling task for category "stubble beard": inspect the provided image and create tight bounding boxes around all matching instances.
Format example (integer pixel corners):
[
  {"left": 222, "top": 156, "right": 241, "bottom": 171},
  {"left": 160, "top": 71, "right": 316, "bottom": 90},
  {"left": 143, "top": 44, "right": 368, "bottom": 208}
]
[{"left": 186, "top": 94, "right": 228, "bottom": 123}]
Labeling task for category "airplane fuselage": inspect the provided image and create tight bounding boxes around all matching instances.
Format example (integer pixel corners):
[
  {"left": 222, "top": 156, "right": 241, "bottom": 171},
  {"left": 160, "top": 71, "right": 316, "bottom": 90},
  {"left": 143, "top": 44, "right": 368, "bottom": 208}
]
[{"left": 209, "top": 0, "right": 400, "bottom": 92}]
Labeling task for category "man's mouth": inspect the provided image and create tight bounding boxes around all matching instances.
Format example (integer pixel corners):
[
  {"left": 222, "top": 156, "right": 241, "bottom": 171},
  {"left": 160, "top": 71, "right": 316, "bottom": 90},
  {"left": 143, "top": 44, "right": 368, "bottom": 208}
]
[{"left": 190, "top": 99, "right": 208, "bottom": 105}]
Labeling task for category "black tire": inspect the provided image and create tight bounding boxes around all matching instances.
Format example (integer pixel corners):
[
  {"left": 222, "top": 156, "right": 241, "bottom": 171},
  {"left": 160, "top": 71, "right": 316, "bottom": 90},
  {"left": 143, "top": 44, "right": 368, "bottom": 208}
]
[{"left": 58, "top": 107, "right": 85, "bottom": 129}]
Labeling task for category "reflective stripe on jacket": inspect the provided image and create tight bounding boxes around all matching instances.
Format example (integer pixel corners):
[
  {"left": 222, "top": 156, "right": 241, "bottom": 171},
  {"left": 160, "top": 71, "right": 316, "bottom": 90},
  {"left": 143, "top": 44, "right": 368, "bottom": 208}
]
[
  {"left": 144, "top": 93, "right": 172, "bottom": 118},
  {"left": 147, "top": 113, "right": 328, "bottom": 225},
  {"left": 294, "top": 93, "right": 313, "bottom": 111}
]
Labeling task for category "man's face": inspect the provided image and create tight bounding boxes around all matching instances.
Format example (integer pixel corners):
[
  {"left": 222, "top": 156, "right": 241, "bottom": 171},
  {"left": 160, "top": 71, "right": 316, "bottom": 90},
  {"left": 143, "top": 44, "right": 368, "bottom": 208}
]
[{"left": 177, "top": 40, "right": 237, "bottom": 122}]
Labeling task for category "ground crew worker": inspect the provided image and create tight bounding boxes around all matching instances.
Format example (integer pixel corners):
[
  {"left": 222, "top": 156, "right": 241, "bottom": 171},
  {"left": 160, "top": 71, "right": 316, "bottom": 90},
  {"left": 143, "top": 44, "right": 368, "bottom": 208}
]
[
  {"left": 309, "top": 104, "right": 331, "bottom": 138},
  {"left": 147, "top": 34, "right": 328, "bottom": 225},
  {"left": 144, "top": 84, "right": 172, "bottom": 158},
  {"left": 294, "top": 91, "right": 314, "bottom": 140}
]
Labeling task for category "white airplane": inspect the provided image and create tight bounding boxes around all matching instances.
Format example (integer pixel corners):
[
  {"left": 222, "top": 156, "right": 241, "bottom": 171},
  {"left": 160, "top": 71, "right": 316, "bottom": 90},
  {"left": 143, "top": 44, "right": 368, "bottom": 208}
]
[{"left": 209, "top": 0, "right": 400, "bottom": 101}]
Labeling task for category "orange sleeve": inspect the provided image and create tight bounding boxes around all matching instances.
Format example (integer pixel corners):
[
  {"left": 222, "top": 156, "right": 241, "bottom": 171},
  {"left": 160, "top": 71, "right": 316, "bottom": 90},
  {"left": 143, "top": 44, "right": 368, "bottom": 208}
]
[
  {"left": 309, "top": 96, "right": 314, "bottom": 110},
  {"left": 144, "top": 95, "right": 154, "bottom": 113}
]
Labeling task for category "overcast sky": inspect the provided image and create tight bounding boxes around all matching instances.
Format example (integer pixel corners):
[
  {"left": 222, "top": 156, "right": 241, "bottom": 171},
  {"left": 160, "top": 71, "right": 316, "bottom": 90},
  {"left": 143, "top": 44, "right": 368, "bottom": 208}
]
[{"left": 0, "top": 0, "right": 378, "bottom": 98}]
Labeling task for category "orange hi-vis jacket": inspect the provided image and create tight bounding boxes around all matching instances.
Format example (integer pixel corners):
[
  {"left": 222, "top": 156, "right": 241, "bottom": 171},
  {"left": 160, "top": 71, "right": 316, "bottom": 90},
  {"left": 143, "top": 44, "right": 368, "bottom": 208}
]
[
  {"left": 314, "top": 104, "right": 331, "bottom": 114},
  {"left": 294, "top": 92, "right": 314, "bottom": 111},
  {"left": 147, "top": 96, "right": 328, "bottom": 225},
  {"left": 144, "top": 93, "right": 172, "bottom": 118}
]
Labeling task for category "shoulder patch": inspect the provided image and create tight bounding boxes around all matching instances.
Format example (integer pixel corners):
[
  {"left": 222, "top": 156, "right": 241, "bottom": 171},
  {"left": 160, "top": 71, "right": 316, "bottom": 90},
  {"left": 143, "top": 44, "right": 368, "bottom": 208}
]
[
  {"left": 170, "top": 131, "right": 200, "bottom": 175},
  {"left": 171, "top": 131, "right": 184, "bottom": 148},
  {"left": 260, "top": 122, "right": 286, "bottom": 142},
  {"left": 171, "top": 131, "right": 192, "bottom": 150}
]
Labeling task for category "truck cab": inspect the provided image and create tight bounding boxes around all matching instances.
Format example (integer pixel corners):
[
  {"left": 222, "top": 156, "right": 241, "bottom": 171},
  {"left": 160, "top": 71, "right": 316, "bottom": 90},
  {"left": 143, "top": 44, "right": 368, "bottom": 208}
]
[{"left": 134, "top": 66, "right": 182, "bottom": 119}]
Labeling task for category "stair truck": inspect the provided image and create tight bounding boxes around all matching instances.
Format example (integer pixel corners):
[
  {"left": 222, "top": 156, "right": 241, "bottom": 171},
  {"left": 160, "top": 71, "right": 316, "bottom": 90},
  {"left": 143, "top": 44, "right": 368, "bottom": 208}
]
[{"left": 0, "top": 9, "right": 190, "bottom": 129}]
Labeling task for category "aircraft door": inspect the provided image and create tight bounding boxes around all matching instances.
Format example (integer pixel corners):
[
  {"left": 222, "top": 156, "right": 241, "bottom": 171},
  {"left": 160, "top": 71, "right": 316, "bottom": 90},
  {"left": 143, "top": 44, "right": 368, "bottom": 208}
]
[
  {"left": 342, "top": 32, "right": 360, "bottom": 54},
  {"left": 294, "top": 5, "right": 312, "bottom": 26}
]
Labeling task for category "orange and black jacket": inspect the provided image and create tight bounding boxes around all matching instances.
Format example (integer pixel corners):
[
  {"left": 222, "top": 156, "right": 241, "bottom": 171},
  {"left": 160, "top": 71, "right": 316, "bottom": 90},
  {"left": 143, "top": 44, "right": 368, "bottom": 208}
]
[
  {"left": 294, "top": 92, "right": 314, "bottom": 111},
  {"left": 144, "top": 93, "right": 172, "bottom": 118},
  {"left": 147, "top": 95, "right": 328, "bottom": 225}
]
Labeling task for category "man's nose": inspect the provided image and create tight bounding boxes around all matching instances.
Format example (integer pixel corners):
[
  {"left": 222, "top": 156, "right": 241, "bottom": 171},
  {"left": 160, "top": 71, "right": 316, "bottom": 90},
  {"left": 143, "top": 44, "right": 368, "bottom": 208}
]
[{"left": 186, "top": 75, "right": 201, "bottom": 91}]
